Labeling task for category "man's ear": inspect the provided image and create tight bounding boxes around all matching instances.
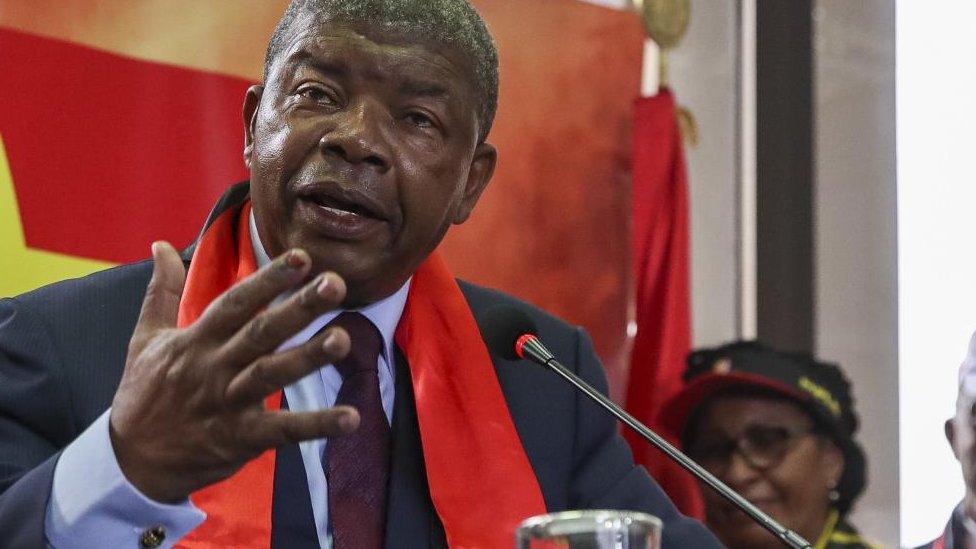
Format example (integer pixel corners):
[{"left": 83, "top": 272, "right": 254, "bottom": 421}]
[
  {"left": 947, "top": 418, "right": 960, "bottom": 459},
  {"left": 452, "top": 142, "right": 497, "bottom": 225},
  {"left": 243, "top": 85, "right": 264, "bottom": 170}
]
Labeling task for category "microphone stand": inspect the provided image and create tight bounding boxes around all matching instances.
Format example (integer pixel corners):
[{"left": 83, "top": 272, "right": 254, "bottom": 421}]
[{"left": 517, "top": 336, "right": 812, "bottom": 549}]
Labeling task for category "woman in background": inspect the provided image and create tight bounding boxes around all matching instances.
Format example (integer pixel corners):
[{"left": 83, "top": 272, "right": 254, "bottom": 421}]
[{"left": 658, "top": 341, "right": 879, "bottom": 548}]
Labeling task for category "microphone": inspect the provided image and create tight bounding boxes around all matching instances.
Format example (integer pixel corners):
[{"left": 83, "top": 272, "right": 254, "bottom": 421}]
[{"left": 482, "top": 306, "right": 812, "bottom": 549}]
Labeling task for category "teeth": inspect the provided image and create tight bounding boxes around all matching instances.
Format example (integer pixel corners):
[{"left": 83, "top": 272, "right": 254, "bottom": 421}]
[{"left": 319, "top": 205, "right": 362, "bottom": 218}]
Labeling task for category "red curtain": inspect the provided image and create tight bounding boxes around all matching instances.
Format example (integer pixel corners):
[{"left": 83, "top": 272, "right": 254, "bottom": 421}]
[{"left": 624, "top": 89, "right": 703, "bottom": 518}]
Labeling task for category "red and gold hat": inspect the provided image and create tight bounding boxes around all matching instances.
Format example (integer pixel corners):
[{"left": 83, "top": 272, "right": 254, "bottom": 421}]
[{"left": 657, "top": 340, "right": 867, "bottom": 514}]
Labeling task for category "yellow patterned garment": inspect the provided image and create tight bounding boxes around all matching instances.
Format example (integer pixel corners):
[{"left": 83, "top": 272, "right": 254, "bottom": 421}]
[{"left": 815, "top": 510, "right": 885, "bottom": 549}]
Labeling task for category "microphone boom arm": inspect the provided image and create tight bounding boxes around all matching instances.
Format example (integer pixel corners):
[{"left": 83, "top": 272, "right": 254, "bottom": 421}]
[{"left": 517, "top": 336, "right": 812, "bottom": 549}]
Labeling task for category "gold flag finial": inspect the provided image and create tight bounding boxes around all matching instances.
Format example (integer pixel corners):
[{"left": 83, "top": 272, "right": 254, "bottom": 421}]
[
  {"left": 641, "top": 0, "right": 690, "bottom": 86},
  {"left": 637, "top": 0, "right": 697, "bottom": 146}
]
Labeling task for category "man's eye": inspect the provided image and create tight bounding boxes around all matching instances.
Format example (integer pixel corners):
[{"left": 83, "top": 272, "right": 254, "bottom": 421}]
[
  {"left": 404, "top": 111, "right": 435, "bottom": 128},
  {"left": 297, "top": 86, "right": 334, "bottom": 104}
]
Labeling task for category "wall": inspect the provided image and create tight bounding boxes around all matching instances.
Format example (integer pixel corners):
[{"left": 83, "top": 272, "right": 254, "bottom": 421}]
[
  {"left": 449, "top": 0, "right": 645, "bottom": 393},
  {"left": 578, "top": 0, "right": 742, "bottom": 350},
  {"left": 897, "top": 2, "right": 976, "bottom": 544},
  {"left": 813, "top": 1, "right": 899, "bottom": 545},
  {"left": 578, "top": 2, "right": 901, "bottom": 543},
  {"left": 668, "top": 2, "right": 740, "bottom": 348}
]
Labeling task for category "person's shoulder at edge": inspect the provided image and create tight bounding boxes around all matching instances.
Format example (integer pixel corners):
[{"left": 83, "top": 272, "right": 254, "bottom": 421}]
[
  {"left": 457, "top": 278, "right": 580, "bottom": 340},
  {"left": 9, "top": 259, "right": 154, "bottom": 313},
  {"left": 10, "top": 269, "right": 576, "bottom": 348}
]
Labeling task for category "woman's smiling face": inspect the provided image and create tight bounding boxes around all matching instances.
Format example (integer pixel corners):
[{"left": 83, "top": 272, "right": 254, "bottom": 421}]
[{"left": 687, "top": 395, "right": 844, "bottom": 548}]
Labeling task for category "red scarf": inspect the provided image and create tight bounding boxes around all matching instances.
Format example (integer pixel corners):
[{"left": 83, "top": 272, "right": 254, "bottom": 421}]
[{"left": 175, "top": 201, "right": 546, "bottom": 548}]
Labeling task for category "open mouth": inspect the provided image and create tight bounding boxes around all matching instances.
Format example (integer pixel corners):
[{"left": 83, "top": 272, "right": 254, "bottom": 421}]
[
  {"left": 298, "top": 185, "right": 387, "bottom": 221},
  {"left": 295, "top": 185, "right": 390, "bottom": 239},
  {"left": 305, "top": 193, "right": 379, "bottom": 219}
]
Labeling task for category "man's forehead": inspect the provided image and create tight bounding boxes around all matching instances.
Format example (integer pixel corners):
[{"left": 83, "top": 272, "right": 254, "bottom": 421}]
[
  {"left": 275, "top": 26, "right": 473, "bottom": 96},
  {"left": 961, "top": 379, "right": 976, "bottom": 401},
  {"left": 957, "top": 330, "right": 976, "bottom": 405},
  {"left": 276, "top": 16, "right": 471, "bottom": 78},
  {"left": 288, "top": 41, "right": 460, "bottom": 80}
]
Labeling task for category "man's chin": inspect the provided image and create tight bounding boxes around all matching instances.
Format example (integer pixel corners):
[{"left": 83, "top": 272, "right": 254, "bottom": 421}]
[
  {"left": 293, "top": 237, "right": 384, "bottom": 276},
  {"left": 305, "top": 258, "right": 408, "bottom": 308}
]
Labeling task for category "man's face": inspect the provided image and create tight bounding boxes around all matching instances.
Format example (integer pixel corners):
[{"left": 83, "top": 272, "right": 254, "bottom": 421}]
[
  {"left": 947, "top": 392, "right": 976, "bottom": 496},
  {"left": 244, "top": 18, "right": 496, "bottom": 306}
]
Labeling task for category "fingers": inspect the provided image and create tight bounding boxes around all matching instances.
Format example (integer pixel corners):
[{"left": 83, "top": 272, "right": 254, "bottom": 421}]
[
  {"left": 220, "top": 271, "right": 347, "bottom": 365},
  {"left": 245, "top": 407, "right": 361, "bottom": 449},
  {"left": 194, "top": 249, "right": 312, "bottom": 337},
  {"left": 130, "top": 242, "right": 186, "bottom": 354},
  {"left": 224, "top": 325, "right": 351, "bottom": 407}
]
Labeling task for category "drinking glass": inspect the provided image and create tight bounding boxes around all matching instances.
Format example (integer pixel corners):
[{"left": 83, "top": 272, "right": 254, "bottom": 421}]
[{"left": 515, "top": 510, "right": 662, "bottom": 549}]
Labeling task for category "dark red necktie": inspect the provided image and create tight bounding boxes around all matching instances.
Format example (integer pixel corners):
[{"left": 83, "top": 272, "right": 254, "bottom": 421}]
[{"left": 326, "top": 312, "right": 391, "bottom": 549}]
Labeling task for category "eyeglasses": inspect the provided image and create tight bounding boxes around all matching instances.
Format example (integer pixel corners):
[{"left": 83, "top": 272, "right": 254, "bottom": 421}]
[{"left": 685, "top": 424, "right": 816, "bottom": 474}]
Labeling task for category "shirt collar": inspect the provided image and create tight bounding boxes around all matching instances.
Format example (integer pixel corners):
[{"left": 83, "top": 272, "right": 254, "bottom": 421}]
[
  {"left": 250, "top": 210, "right": 273, "bottom": 268},
  {"left": 249, "top": 209, "right": 409, "bottom": 365}
]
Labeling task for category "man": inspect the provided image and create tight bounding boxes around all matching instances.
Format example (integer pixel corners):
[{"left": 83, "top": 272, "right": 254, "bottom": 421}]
[
  {"left": 919, "top": 331, "right": 976, "bottom": 549},
  {"left": 0, "top": 1, "right": 720, "bottom": 547}
]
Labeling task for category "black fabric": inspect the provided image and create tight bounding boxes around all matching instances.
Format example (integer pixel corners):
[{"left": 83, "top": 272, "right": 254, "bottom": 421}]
[
  {"left": 0, "top": 184, "right": 721, "bottom": 548},
  {"left": 271, "top": 393, "right": 320, "bottom": 549},
  {"left": 0, "top": 453, "right": 58, "bottom": 549},
  {"left": 384, "top": 347, "right": 447, "bottom": 549},
  {"left": 685, "top": 341, "right": 857, "bottom": 436}
]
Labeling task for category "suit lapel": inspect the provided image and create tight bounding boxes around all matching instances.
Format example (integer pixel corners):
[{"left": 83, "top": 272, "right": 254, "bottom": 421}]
[
  {"left": 271, "top": 392, "right": 320, "bottom": 548},
  {"left": 384, "top": 347, "right": 447, "bottom": 549},
  {"left": 181, "top": 181, "right": 251, "bottom": 262},
  {"left": 270, "top": 352, "right": 448, "bottom": 549}
]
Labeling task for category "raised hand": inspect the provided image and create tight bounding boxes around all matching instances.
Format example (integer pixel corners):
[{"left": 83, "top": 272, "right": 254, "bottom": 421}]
[{"left": 109, "top": 241, "right": 359, "bottom": 503}]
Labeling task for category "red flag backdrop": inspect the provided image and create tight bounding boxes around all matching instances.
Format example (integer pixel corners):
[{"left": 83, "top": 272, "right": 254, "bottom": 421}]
[
  {"left": 0, "top": 28, "right": 248, "bottom": 264},
  {"left": 624, "top": 90, "right": 702, "bottom": 517},
  {"left": 0, "top": 1, "right": 643, "bottom": 393},
  {"left": 0, "top": 0, "right": 699, "bottom": 522},
  {"left": 0, "top": 0, "right": 689, "bottom": 509}
]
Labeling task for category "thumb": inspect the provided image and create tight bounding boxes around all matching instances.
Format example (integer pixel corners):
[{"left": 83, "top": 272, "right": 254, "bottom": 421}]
[{"left": 132, "top": 241, "right": 186, "bottom": 346}]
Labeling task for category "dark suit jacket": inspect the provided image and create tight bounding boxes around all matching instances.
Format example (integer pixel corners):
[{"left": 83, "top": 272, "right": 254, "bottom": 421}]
[
  {"left": 0, "top": 185, "right": 720, "bottom": 548},
  {"left": 914, "top": 503, "right": 966, "bottom": 549}
]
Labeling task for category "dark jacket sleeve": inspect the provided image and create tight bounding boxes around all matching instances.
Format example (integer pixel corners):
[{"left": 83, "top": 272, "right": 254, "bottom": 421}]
[
  {"left": 568, "top": 327, "right": 722, "bottom": 547},
  {"left": 0, "top": 297, "right": 77, "bottom": 548}
]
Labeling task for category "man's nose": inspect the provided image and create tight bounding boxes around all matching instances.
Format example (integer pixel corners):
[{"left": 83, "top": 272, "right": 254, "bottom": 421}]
[{"left": 319, "top": 101, "right": 391, "bottom": 171}]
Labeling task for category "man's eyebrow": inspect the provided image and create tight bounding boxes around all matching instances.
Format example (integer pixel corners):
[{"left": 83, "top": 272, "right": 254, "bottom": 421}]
[
  {"left": 397, "top": 80, "right": 452, "bottom": 100},
  {"left": 283, "top": 49, "right": 348, "bottom": 77}
]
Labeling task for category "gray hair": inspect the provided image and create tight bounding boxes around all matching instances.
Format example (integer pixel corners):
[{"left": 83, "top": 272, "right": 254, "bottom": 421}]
[{"left": 264, "top": 0, "right": 499, "bottom": 142}]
